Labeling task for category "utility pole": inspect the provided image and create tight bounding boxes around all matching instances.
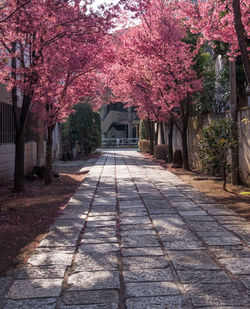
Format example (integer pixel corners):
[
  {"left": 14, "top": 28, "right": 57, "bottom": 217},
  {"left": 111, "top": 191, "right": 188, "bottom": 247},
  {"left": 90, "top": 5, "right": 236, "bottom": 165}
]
[{"left": 230, "top": 60, "right": 239, "bottom": 185}]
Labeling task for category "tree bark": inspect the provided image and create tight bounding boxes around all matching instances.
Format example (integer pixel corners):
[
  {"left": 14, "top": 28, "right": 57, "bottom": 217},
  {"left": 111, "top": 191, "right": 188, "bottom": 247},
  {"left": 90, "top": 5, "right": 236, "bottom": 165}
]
[
  {"left": 232, "top": 0, "right": 250, "bottom": 86},
  {"left": 160, "top": 122, "right": 165, "bottom": 144},
  {"left": 45, "top": 124, "right": 55, "bottom": 184},
  {"left": 147, "top": 119, "right": 154, "bottom": 155},
  {"left": 176, "top": 99, "right": 190, "bottom": 170},
  {"left": 14, "top": 129, "right": 25, "bottom": 192},
  {"left": 168, "top": 119, "right": 173, "bottom": 163}
]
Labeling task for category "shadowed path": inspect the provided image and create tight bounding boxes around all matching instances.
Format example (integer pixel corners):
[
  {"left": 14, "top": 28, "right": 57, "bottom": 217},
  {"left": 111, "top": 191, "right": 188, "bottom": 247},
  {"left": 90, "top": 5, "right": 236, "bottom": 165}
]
[{"left": 1, "top": 150, "right": 250, "bottom": 308}]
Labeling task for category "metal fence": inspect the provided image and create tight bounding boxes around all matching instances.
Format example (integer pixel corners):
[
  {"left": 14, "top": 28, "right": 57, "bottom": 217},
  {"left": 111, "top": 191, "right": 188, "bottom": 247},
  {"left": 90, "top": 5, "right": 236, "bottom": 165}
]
[{"left": 102, "top": 138, "right": 139, "bottom": 148}]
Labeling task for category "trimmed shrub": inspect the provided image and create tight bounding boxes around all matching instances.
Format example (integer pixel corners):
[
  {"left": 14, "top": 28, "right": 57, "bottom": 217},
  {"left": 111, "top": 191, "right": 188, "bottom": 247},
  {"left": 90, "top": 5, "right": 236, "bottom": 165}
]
[
  {"left": 139, "top": 119, "right": 148, "bottom": 140},
  {"left": 139, "top": 139, "right": 151, "bottom": 153},
  {"left": 154, "top": 144, "right": 168, "bottom": 160}
]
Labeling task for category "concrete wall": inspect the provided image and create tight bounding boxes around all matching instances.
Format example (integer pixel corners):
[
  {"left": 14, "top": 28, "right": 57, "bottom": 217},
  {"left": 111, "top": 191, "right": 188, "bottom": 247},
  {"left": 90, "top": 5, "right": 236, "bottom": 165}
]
[
  {"left": 0, "top": 142, "right": 37, "bottom": 183},
  {"left": 238, "top": 108, "right": 250, "bottom": 185},
  {"left": 164, "top": 109, "right": 250, "bottom": 186}
]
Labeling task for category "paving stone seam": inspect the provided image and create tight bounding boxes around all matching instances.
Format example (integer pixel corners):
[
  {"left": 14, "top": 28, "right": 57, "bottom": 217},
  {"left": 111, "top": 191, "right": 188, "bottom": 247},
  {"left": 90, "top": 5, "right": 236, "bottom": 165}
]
[
  {"left": 114, "top": 150, "right": 127, "bottom": 309},
  {"left": 56, "top": 154, "right": 109, "bottom": 308},
  {"left": 122, "top": 153, "right": 194, "bottom": 309},
  {"left": 135, "top": 152, "right": 249, "bottom": 294}
]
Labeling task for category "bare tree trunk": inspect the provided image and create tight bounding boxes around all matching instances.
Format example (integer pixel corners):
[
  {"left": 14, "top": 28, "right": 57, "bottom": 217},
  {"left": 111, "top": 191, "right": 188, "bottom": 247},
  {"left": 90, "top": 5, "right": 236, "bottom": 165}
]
[
  {"left": 147, "top": 119, "right": 154, "bottom": 155},
  {"left": 160, "top": 122, "right": 165, "bottom": 144},
  {"left": 232, "top": 0, "right": 250, "bottom": 86},
  {"left": 179, "top": 99, "right": 190, "bottom": 170},
  {"left": 168, "top": 119, "right": 173, "bottom": 163},
  {"left": 45, "top": 124, "right": 55, "bottom": 184}
]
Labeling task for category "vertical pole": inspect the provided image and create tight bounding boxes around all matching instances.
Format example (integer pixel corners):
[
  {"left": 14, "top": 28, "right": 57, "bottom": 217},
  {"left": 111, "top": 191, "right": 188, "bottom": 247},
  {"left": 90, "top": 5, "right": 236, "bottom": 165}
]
[{"left": 230, "top": 61, "right": 239, "bottom": 185}]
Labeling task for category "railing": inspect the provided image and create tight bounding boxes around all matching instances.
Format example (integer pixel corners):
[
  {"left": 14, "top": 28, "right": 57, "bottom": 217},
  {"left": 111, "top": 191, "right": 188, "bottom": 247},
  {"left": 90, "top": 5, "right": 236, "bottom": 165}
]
[{"left": 102, "top": 138, "right": 139, "bottom": 148}]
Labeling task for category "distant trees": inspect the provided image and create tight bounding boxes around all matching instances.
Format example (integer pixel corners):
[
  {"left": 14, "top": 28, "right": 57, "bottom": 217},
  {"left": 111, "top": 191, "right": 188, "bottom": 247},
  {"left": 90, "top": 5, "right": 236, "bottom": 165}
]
[{"left": 62, "top": 102, "right": 102, "bottom": 157}]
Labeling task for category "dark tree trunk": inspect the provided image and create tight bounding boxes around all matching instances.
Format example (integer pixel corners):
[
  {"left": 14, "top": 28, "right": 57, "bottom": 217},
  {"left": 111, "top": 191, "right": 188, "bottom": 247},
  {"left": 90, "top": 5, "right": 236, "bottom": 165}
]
[
  {"left": 232, "top": 0, "right": 250, "bottom": 86},
  {"left": 45, "top": 124, "right": 55, "bottom": 184},
  {"left": 160, "top": 122, "right": 165, "bottom": 144},
  {"left": 178, "top": 99, "right": 190, "bottom": 170},
  {"left": 181, "top": 129, "right": 189, "bottom": 170},
  {"left": 13, "top": 95, "right": 32, "bottom": 192},
  {"left": 14, "top": 130, "right": 25, "bottom": 192},
  {"left": 168, "top": 119, "right": 173, "bottom": 163},
  {"left": 147, "top": 119, "right": 154, "bottom": 155}
]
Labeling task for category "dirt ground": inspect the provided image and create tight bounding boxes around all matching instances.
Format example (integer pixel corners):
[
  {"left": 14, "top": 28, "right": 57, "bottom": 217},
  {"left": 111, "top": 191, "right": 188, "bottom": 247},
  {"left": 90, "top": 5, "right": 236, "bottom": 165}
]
[
  {"left": 0, "top": 153, "right": 100, "bottom": 277},
  {"left": 143, "top": 153, "right": 250, "bottom": 221}
]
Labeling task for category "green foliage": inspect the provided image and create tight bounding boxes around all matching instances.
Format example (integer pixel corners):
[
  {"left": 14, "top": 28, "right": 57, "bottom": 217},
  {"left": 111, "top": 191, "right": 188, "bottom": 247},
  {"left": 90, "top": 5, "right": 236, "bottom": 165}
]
[
  {"left": 62, "top": 102, "right": 102, "bottom": 155},
  {"left": 199, "top": 118, "right": 239, "bottom": 188},
  {"left": 139, "top": 119, "right": 148, "bottom": 140}
]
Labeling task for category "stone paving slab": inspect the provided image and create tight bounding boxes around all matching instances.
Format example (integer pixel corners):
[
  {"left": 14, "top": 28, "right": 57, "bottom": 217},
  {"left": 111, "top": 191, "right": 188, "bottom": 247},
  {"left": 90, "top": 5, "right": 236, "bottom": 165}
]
[
  {"left": 1, "top": 150, "right": 250, "bottom": 309},
  {"left": 7, "top": 279, "right": 63, "bottom": 298},
  {"left": 125, "top": 295, "right": 190, "bottom": 309},
  {"left": 3, "top": 298, "right": 57, "bottom": 309},
  {"left": 67, "top": 271, "right": 120, "bottom": 290}
]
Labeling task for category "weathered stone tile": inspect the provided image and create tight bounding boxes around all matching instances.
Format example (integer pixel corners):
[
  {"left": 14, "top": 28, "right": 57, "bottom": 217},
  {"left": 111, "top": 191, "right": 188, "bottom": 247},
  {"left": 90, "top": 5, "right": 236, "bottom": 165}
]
[
  {"left": 239, "top": 275, "right": 250, "bottom": 289},
  {"left": 120, "top": 224, "right": 153, "bottom": 231},
  {"left": 88, "top": 216, "right": 116, "bottom": 221},
  {"left": 199, "top": 204, "right": 236, "bottom": 215},
  {"left": 125, "top": 281, "right": 180, "bottom": 297},
  {"left": 179, "top": 210, "right": 207, "bottom": 216},
  {"left": 3, "top": 298, "right": 57, "bottom": 309},
  {"left": 201, "top": 236, "right": 242, "bottom": 246},
  {"left": 219, "top": 258, "right": 250, "bottom": 274},
  {"left": 120, "top": 229, "right": 156, "bottom": 237},
  {"left": 91, "top": 206, "right": 116, "bottom": 212},
  {"left": 123, "top": 268, "right": 173, "bottom": 283},
  {"left": 7, "top": 279, "right": 63, "bottom": 298},
  {"left": 27, "top": 252, "right": 73, "bottom": 266},
  {"left": 121, "top": 247, "right": 163, "bottom": 257},
  {"left": 78, "top": 243, "right": 119, "bottom": 253},
  {"left": 123, "top": 256, "right": 169, "bottom": 270},
  {"left": 121, "top": 236, "right": 159, "bottom": 247},
  {"left": 87, "top": 220, "right": 116, "bottom": 228},
  {"left": 184, "top": 216, "right": 215, "bottom": 222},
  {"left": 177, "top": 270, "right": 231, "bottom": 284},
  {"left": 184, "top": 283, "right": 250, "bottom": 306},
  {"left": 120, "top": 211, "right": 147, "bottom": 218},
  {"left": 68, "top": 271, "right": 120, "bottom": 290},
  {"left": 38, "top": 236, "right": 78, "bottom": 248},
  {"left": 59, "top": 304, "right": 118, "bottom": 309},
  {"left": 125, "top": 295, "right": 189, "bottom": 309},
  {"left": 81, "top": 237, "right": 118, "bottom": 244},
  {"left": 188, "top": 221, "right": 226, "bottom": 232},
  {"left": 62, "top": 290, "right": 119, "bottom": 305},
  {"left": 0, "top": 277, "right": 11, "bottom": 295},
  {"left": 74, "top": 252, "right": 118, "bottom": 271},
  {"left": 167, "top": 250, "right": 219, "bottom": 270},
  {"left": 17, "top": 265, "right": 66, "bottom": 279},
  {"left": 83, "top": 230, "right": 117, "bottom": 238},
  {"left": 120, "top": 217, "right": 150, "bottom": 225},
  {"left": 163, "top": 239, "right": 205, "bottom": 250},
  {"left": 210, "top": 245, "right": 250, "bottom": 259},
  {"left": 214, "top": 216, "right": 247, "bottom": 224}
]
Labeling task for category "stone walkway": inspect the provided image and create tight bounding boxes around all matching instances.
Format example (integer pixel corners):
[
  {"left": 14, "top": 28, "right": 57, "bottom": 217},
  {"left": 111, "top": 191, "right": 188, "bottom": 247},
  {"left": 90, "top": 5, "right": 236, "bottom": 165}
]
[{"left": 1, "top": 150, "right": 250, "bottom": 308}]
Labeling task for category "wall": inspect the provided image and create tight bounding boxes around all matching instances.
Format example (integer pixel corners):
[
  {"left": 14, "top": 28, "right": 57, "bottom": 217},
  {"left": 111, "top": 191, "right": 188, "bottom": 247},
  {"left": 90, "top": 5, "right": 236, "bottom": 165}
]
[
  {"left": 0, "top": 142, "right": 37, "bottom": 183},
  {"left": 238, "top": 107, "right": 250, "bottom": 185},
  {"left": 164, "top": 109, "right": 250, "bottom": 186}
]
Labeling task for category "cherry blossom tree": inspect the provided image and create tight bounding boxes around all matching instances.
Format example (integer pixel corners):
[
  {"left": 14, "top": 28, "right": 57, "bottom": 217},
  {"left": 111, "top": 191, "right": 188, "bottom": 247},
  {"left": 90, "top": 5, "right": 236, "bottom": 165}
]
[
  {"left": 106, "top": 0, "right": 201, "bottom": 168},
  {"left": 0, "top": 0, "right": 116, "bottom": 191}
]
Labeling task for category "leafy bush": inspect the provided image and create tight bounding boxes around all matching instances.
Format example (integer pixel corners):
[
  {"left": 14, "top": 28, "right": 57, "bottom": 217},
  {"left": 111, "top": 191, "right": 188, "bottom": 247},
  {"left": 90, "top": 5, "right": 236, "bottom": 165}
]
[
  {"left": 154, "top": 144, "right": 168, "bottom": 160},
  {"left": 199, "top": 118, "right": 238, "bottom": 189},
  {"left": 139, "top": 139, "right": 151, "bottom": 153},
  {"left": 139, "top": 119, "right": 148, "bottom": 140}
]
